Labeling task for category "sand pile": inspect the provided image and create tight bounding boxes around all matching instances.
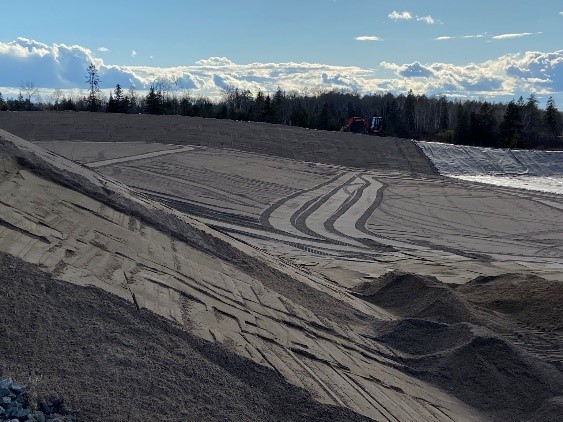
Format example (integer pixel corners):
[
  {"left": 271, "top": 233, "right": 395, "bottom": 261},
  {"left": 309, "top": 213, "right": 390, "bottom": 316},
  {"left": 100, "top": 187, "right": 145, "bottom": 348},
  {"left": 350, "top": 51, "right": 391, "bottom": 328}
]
[
  {"left": 410, "top": 334, "right": 563, "bottom": 421},
  {"left": 458, "top": 273, "right": 563, "bottom": 331},
  {"left": 353, "top": 271, "right": 473, "bottom": 323},
  {"left": 355, "top": 271, "right": 563, "bottom": 421}
]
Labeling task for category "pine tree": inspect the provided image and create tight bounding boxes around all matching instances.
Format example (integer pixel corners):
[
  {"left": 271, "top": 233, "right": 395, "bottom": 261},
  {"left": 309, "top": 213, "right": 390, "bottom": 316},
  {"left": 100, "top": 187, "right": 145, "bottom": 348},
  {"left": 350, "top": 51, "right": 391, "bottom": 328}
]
[
  {"left": 544, "top": 97, "right": 561, "bottom": 136},
  {"left": 253, "top": 91, "right": 266, "bottom": 121},
  {"left": 145, "top": 85, "right": 163, "bottom": 114},
  {"left": 272, "top": 88, "right": 285, "bottom": 124},
  {"left": 454, "top": 103, "right": 470, "bottom": 144},
  {"left": 499, "top": 100, "right": 522, "bottom": 148},
  {"left": 85, "top": 62, "right": 101, "bottom": 112},
  {"left": 107, "top": 92, "right": 116, "bottom": 112},
  {"left": 522, "top": 94, "right": 541, "bottom": 147}
]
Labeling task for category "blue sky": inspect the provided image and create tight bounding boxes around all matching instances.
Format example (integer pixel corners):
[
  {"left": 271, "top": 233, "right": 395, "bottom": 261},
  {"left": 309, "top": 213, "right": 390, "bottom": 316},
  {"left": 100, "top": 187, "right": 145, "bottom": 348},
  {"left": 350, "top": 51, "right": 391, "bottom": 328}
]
[{"left": 1, "top": 0, "right": 562, "bottom": 105}]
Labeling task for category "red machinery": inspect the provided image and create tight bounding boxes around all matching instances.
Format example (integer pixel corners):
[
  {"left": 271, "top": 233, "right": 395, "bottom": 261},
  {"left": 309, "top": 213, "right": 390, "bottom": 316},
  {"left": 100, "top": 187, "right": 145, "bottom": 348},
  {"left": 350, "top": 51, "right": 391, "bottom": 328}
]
[{"left": 342, "top": 116, "right": 383, "bottom": 135}]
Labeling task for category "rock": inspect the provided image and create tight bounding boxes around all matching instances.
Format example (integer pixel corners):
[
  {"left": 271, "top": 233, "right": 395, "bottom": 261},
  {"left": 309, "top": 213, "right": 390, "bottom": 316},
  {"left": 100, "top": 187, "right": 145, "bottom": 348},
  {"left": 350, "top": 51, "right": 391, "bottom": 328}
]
[
  {"left": 32, "top": 411, "right": 46, "bottom": 422},
  {"left": 0, "top": 378, "right": 13, "bottom": 389},
  {"left": 16, "top": 407, "right": 31, "bottom": 419},
  {"left": 9, "top": 381, "right": 26, "bottom": 395}
]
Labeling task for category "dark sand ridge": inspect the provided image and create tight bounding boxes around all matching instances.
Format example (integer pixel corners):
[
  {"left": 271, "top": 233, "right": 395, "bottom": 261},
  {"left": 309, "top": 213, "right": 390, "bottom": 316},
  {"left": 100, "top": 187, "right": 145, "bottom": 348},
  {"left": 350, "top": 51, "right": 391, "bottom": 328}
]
[
  {"left": 0, "top": 111, "right": 437, "bottom": 174},
  {"left": 0, "top": 115, "right": 562, "bottom": 421},
  {"left": 0, "top": 252, "right": 370, "bottom": 422}
]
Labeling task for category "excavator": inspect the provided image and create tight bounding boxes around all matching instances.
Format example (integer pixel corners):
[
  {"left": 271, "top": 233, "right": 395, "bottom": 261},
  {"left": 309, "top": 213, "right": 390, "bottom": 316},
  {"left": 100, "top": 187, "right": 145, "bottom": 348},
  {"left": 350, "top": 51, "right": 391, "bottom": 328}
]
[{"left": 341, "top": 116, "right": 383, "bottom": 135}]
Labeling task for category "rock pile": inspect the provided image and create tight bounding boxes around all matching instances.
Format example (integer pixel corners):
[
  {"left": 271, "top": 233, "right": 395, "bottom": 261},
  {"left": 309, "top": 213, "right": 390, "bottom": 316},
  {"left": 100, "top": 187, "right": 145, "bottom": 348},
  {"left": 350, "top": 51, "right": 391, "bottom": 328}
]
[{"left": 0, "top": 378, "right": 75, "bottom": 422}]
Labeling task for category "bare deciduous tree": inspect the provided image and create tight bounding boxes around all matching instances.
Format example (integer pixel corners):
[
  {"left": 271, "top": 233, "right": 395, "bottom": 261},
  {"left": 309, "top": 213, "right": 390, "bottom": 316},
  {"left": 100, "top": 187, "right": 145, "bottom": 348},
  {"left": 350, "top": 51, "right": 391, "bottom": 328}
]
[{"left": 20, "top": 81, "right": 38, "bottom": 109}]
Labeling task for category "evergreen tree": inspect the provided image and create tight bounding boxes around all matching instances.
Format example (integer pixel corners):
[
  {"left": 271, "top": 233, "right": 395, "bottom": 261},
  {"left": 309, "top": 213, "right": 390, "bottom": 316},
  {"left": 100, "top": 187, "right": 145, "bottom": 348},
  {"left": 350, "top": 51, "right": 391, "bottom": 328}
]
[
  {"left": 216, "top": 104, "right": 228, "bottom": 119},
  {"left": 145, "top": 85, "right": 163, "bottom": 114},
  {"left": 178, "top": 96, "right": 191, "bottom": 116},
  {"left": 0, "top": 92, "right": 5, "bottom": 111},
  {"left": 85, "top": 62, "right": 101, "bottom": 112},
  {"left": 383, "top": 95, "right": 400, "bottom": 137},
  {"left": 111, "top": 84, "right": 129, "bottom": 113},
  {"left": 436, "top": 96, "right": 449, "bottom": 131},
  {"left": 522, "top": 94, "right": 541, "bottom": 147},
  {"left": 454, "top": 103, "right": 470, "bottom": 144},
  {"left": 469, "top": 102, "right": 497, "bottom": 147},
  {"left": 272, "top": 88, "right": 285, "bottom": 124},
  {"left": 253, "top": 91, "right": 266, "bottom": 121},
  {"left": 317, "top": 103, "right": 331, "bottom": 130},
  {"left": 263, "top": 95, "right": 273, "bottom": 122},
  {"left": 544, "top": 97, "right": 561, "bottom": 136},
  {"left": 107, "top": 92, "right": 116, "bottom": 112},
  {"left": 404, "top": 89, "right": 416, "bottom": 132},
  {"left": 290, "top": 103, "right": 309, "bottom": 128},
  {"left": 16, "top": 93, "right": 25, "bottom": 111},
  {"left": 499, "top": 100, "right": 522, "bottom": 148}
]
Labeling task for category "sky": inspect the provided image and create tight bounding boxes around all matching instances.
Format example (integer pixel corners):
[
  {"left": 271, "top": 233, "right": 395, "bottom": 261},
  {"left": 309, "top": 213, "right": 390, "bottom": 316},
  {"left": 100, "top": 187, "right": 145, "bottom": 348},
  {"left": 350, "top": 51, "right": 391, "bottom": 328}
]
[{"left": 1, "top": 0, "right": 562, "bottom": 106}]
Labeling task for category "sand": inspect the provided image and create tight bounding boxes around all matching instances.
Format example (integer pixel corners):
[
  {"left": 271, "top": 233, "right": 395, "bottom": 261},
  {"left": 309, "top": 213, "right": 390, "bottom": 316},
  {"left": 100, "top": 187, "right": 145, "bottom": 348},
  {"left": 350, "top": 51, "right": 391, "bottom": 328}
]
[{"left": 1, "top": 112, "right": 562, "bottom": 421}]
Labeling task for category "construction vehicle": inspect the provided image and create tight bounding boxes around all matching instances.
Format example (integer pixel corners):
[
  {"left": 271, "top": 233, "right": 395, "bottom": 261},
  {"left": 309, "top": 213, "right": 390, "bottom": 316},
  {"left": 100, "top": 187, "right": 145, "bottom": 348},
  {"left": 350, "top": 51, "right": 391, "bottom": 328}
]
[{"left": 341, "top": 116, "right": 383, "bottom": 135}]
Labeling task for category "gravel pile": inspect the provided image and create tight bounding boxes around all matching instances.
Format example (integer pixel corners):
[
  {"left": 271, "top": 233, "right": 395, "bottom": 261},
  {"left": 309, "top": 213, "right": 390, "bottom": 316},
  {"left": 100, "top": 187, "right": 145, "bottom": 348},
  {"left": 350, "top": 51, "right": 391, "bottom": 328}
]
[{"left": 0, "top": 378, "right": 75, "bottom": 422}]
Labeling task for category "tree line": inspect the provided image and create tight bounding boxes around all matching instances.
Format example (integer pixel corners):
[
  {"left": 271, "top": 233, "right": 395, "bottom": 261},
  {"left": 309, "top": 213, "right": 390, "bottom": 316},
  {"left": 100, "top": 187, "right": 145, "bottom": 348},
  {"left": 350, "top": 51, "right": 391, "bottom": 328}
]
[{"left": 0, "top": 63, "right": 561, "bottom": 149}]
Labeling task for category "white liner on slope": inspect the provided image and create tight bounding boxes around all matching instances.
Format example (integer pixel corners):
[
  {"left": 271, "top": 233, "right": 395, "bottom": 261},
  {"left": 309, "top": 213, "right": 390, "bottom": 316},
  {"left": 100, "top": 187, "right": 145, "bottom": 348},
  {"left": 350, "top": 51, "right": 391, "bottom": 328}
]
[{"left": 415, "top": 141, "right": 563, "bottom": 195}]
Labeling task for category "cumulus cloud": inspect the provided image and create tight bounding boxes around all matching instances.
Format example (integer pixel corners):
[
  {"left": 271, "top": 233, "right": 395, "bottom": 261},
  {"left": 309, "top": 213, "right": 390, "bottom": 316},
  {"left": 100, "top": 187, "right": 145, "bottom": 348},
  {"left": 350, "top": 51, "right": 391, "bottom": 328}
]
[
  {"left": 398, "top": 62, "right": 434, "bottom": 78},
  {"left": 131, "top": 50, "right": 137, "bottom": 57},
  {"left": 0, "top": 38, "right": 142, "bottom": 89},
  {"left": 354, "top": 36, "right": 381, "bottom": 41},
  {"left": 381, "top": 50, "right": 563, "bottom": 100},
  {"left": 388, "top": 11, "right": 439, "bottom": 24},
  {"left": 0, "top": 38, "right": 562, "bottom": 104},
  {"left": 388, "top": 11, "right": 412, "bottom": 21},
  {"left": 417, "top": 15, "right": 435, "bottom": 25},
  {"left": 195, "top": 57, "right": 234, "bottom": 66},
  {"left": 98, "top": 47, "right": 109, "bottom": 52}
]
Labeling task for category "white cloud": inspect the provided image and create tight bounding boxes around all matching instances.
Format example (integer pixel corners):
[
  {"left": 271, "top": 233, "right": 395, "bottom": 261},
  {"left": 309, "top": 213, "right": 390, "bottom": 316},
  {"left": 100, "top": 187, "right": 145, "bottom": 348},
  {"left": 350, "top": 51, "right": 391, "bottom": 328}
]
[
  {"left": 559, "top": 11, "right": 563, "bottom": 16},
  {"left": 354, "top": 36, "right": 381, "bottom": 41},
  {"left": 388, "top": 11, "right": 412, "bottom": 21},
  {"left": 0, "top": 38, "right": 562, "bottom": 104},
  {"left": 417, "top": 15, "right": 435, "bottom": 25},
  {"left": 131, "top": 50, "right": 137, "bottom": 57},
  {"left": 492, "top": 32, "right": 534, "bottom": 40},
  {"left": 437, "top": 32, "right": 534, "bottom": 42},
  {"left": 463, "top": 34, "right": 487, "bottom": 39},
  {"left": 98, "top": 47, "right": 109, "bottom": 52},
  {"left": 195, "top": 57, "right": 234, "bottom": 66}
]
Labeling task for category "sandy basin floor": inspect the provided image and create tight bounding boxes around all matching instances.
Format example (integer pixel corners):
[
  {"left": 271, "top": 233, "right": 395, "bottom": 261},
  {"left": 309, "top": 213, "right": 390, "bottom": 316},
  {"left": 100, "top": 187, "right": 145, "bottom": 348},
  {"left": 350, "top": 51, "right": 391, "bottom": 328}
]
[{"left": 37, "top": 138, "right": 562, "bottom": 285}]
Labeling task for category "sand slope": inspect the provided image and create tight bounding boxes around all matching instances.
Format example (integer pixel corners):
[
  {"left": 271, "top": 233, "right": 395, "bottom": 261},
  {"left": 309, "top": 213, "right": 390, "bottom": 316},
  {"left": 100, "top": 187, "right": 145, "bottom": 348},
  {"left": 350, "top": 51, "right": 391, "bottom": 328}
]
[
  {"left": 0, "top": 129, "right": 482, "bottom": 420},
  {"left": 1, "top": 113, "right": 562, "bottom": 421}
]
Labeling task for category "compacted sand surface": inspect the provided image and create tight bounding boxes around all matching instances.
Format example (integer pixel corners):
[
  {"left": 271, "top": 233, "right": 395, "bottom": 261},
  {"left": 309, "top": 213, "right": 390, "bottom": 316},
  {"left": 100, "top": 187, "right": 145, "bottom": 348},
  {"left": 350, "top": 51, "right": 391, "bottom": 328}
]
[{"left": 1, "top": 112, "right": 562, "bottom": 421}]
